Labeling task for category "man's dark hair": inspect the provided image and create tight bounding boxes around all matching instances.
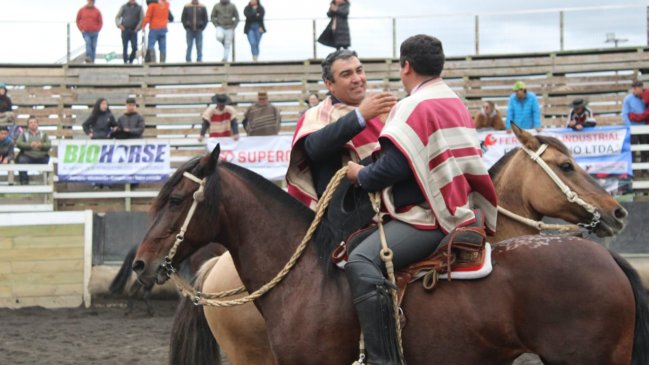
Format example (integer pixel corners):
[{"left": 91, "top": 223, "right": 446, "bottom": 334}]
[
  {"left": 0, "top": 126, "right": 8, "bottom": 132},
  {"left": 399, "top": 35, "right": 445, "bottom": 78},
  {"left": 28, "top": 115, "right": 37, "bottom": 121},
  {"left": 321, "top": 49, "right": 358, "bottom": 83}
]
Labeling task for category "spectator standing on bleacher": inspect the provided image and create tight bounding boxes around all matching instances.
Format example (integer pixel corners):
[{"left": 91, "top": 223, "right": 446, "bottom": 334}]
[
  {"left": 242, "top": 91, "right": 281, "bottom": 136},
  {"left": 0, "top": 83, "right": 15, "bottom": 126},
  {"left": 113, "top": 97, "right": 145, "bottom": 139},
  {"left": 0, "top": 126, "right": 15, "bottom": 165},
  {"left": 566, "top": 98, "right": 596, "bottom": 131},
  {"left": 505, "top": 81, "right": 541, "bottom": 131},
  {"left": 298, "top": 93, "right": 321, "bottom": 118},
  {"left": 622, "top": 80, "right": 649, "bottom": 162},
  {"left": 182, "top": 0, "right": 209, "bottom": 62},
  {"left": 143, "top": 0, "right": 172, "bottom": 63},
  {"left": 76, "top": 0, "right": 103, "bottom": 64},
  {"left": 317, "top": 0, "right": 351, "bottom": 50},
  {"left": 474, "top": 101, "right": 505, "bottom": 130},
  {"left": 199, "top": 94, "right": 239, "bottom": 142},
  {"left": 623, "top": 81, "right": 646, "bottom": 126},
  {"left": 15, "top": 117, "right": 51, "bottom": 186},
  {"left": 115, "top": 0, "right": 144, "bottom": 64},
  {"left": 83, "top": 98, "right": 117, "bottom": 139},
  {"left": 211, "top": 0, "right": 240, "bottom": 63},
  {"left": 243, "top": 0, "right": 266, "bottom": 62}
]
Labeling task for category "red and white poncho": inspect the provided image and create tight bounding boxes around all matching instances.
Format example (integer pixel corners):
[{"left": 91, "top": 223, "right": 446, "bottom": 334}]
[
  {"left": 286, "top": 96, "right": 383, "bottom": 210},
  {"left": 202, "top": 105, "right": 237, "bottom": 137},
  {"left": 378, "top": 79, "right": 498, "bottom": 234}
]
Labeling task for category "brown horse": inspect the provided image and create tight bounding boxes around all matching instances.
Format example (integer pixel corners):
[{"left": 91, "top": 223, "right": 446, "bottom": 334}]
[
  {"left": 173, "top": 125, "right": 631, "bottom": 365},
  {"left": 134, "top": 140, "right": 648, "bottom": 365}
]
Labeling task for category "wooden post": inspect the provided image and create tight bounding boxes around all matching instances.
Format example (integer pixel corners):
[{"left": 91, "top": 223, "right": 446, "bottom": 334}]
[
  {"left": 392, "top": 18, "right": 397, "bottom": 59},
  {"left": 312, "top": 19, "right": 317, "bottom": 59},
  {"left": 475, "top": 15, "right": 480, "bottom": 55},
  {"left": 559, "top": 10, "right": 565, "bottom": 51},
  {"left": 66, "top": 23, "right": 71, "bottom": 64}
]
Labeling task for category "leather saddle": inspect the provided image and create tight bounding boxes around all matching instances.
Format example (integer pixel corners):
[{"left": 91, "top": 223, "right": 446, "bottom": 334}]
[{"left": 331, "top": 211, "right": 488, "bottom": 297}]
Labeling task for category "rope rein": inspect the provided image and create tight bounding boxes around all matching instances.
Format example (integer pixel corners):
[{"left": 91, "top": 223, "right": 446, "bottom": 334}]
[{"left": 163, "top": 166, "right": 349, "bottom": 307}]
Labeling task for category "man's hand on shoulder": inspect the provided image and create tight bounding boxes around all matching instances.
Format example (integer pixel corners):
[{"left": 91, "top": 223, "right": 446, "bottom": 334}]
[{"left": 358, "top": 92, "right": 397, "bottom": 122}]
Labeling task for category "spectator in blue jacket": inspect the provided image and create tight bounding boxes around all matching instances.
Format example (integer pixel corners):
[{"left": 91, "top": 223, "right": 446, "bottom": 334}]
[
  {"left": 505, "top": 81, "right": 541, "bottom": 130},
  {"left": 622, "top": 80, "right": 645, "bottom": 126}
]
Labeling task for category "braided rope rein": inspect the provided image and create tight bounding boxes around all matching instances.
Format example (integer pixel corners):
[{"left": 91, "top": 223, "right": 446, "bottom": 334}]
[{"left": 165, "top": 166, "right": 349, "bottom": 307}]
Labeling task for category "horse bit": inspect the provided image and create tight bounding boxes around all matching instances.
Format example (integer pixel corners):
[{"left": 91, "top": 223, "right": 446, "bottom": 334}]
[{"left": 497, "top": 143, "right": 601, "bottom": 234}]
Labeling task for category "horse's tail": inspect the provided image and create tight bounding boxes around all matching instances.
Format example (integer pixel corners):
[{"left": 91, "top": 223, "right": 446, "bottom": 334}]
[
  {"left": 109, "top": 245, "right": 137, "bottom": 295},
  {"left": 610, "top": 251, "right": 649, "bottom": 365},
  {"left": 169, "top": 257, "right": 222, "bottom": 365}
]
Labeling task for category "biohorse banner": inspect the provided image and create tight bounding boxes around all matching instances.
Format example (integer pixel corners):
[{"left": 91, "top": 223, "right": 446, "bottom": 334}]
[{"left": 58, "top": 140, "right": 171, "bottom": 183}]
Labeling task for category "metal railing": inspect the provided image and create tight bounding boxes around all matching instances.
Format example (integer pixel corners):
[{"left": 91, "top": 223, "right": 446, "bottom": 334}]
[{"left": 0, "top": 4, "right": 647, "bottom": 64}]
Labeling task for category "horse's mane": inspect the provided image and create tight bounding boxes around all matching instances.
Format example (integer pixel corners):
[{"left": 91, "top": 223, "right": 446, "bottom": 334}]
[
  {"left": 488, "top": 135, "right": 571, "bottom": 179},
  {"left": 150, "top": 156, "right": 203, "bottom": 216},
  {"left": 220, "top": 162, "right": 315, "bottom": 225},
  {"left": 220, "top": 162, "right": 344, "bottom": 275},
  {"left": 151, "top": 155, "right": 221, "bottom": 220}
]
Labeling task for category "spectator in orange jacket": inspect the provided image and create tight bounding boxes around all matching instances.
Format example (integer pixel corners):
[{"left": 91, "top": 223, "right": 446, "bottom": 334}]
[
  {"left": 76, "top": 0, "right": 103, "bottom": 63},
  {"left": 143, "top": 0, "right": 172, "bottom": 63}
]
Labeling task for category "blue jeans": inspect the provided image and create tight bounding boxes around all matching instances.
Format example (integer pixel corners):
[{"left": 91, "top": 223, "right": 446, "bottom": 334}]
[
  {"left": 185, "top": 30, "right": 203, "bottom": 62},
  {"left": 82, "top": 32, "right": 99, "bottom": 62},
  {"left": 121, "top": 29, "right": 138, "bottom": 64},
  {"left": 246, "top": 24, "right": 263, "bottom": 57},
  {"left": 148, "top": 28, "right": 167, "bottom": 54}
]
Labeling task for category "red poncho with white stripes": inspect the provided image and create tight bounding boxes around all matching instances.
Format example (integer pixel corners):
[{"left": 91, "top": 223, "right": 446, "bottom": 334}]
[{"left": 378, "top": 79, "right": 498, "bottom": 234}]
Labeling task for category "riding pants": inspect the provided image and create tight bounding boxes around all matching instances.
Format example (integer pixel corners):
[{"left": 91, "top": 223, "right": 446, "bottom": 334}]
[{"left": 345, "top": 219, "right": 444, "bottom": 365}]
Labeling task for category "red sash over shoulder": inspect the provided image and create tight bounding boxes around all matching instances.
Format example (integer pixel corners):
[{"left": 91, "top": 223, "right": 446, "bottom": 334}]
[
  {"left": 286, "top": 96, "right": 383, "bottom": 210},
  {"left": 378, "top": 79, "right": 498, "bottom": 234}
]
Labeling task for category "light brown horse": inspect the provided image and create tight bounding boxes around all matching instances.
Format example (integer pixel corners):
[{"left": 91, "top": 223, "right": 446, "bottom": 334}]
[
  {"left": 133, "top": 131, "right": 647, "bottom": 364},
  {"left": 173, "top": 125, "right": 630, "bottom": 365}
]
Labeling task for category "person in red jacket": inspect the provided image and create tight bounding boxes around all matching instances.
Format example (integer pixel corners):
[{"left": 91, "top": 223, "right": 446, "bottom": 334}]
[
  {"left": 142, "top": 0, "right": 171, "bottom": 63},
  {"left": 76, "top": 0, "right": 103, "bottom": 63},
  {"left": 629, "top": 89, "right": 649, "bottom": 124}
]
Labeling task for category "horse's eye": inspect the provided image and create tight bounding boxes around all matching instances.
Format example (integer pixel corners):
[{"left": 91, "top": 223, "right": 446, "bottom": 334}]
[
  {"left": 169, "top": 196, "right": 183, "bottom": 206},
  {"left": 559, "top": 162, "right": 574, "bottom": 173}
]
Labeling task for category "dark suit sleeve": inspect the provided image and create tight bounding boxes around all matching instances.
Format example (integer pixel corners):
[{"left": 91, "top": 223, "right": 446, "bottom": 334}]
[
  {"left": 303, "top": 110, "right": 363, "bottom": 162},
  {"left": 357, "top": 142, "right": 412, "bottom": 192}
]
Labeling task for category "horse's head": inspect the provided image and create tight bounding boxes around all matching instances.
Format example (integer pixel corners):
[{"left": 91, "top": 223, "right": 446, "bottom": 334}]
[
  {"left": 133, "top": 146, "right": 223, "bottom": 286},
  {"left": 500, "top": 124, "right": 627, "bottom": 237}
]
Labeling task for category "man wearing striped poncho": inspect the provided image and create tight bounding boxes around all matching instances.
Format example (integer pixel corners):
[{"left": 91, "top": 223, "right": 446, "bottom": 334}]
[
  {"left": 345, "top": 35, "right": 499, "bottom": 365},
  {"left": 286, "top": 49, "right": 396, "bottom": 210}
]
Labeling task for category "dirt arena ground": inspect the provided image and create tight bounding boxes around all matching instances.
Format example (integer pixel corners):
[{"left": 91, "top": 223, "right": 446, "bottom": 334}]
[{"left": 0, "top": 298, "right": 542, "bottom": 365}]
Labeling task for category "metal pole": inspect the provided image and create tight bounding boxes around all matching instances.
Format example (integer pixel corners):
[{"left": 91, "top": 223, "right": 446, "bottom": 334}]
[
  {"left": 474, "top": 15, "right": 479, "bottom": 55},
  {"left": 559, "top": 10, "right": 565, "bottom": 51},
  {"left": 67, "top": 22, "right": 71, "bottom": 64},
  {"left": 392, "top": 17, "right": 397, "bottom": 59},
  {"left": 312, "top": 19, "right": 317, "bottom": 59},
  {"left": 232, "top": 33, "right": 236, "bottom": 62},
  {"left": 647, "top": 6, "right": 649, "bottom": 46}
]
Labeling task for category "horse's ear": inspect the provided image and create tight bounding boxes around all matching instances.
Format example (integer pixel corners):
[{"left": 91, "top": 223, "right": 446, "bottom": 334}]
[
  {"left": 511, "top": 123, "right": 540, "bottom": 151},
  {"left": 202, "top": 144, "right": 221, "bottom": 176}
]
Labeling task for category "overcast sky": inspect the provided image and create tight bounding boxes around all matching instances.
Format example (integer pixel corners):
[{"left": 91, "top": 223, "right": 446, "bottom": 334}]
[{"left": 0, "top": 0, "right": 647, "bottom": 63}]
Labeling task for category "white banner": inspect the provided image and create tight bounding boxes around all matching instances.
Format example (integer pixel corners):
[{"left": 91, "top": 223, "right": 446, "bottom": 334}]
[
  {"left": 57, "top": 140, "right": 171, "bottom": 183},
  {"left": 478, "top": 127, "right": 631, "bottom": 175},
  {"left": 207, "top": 136, "right": 293, "bottom": 180}
]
